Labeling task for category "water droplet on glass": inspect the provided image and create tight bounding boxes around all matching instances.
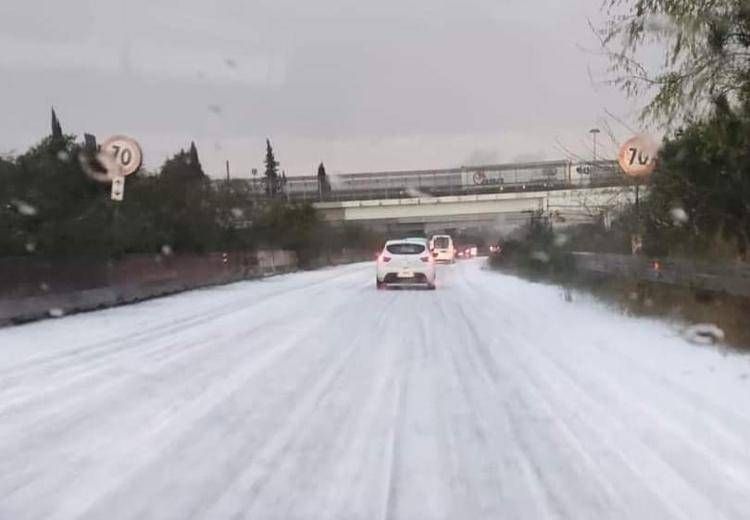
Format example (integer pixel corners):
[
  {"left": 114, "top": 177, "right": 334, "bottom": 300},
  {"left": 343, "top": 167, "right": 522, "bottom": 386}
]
[
  {"left": 231, "top": 208, "right": 244, "bottom": 218},
  {"left": 161, "top": 244, "right": 173, "bottom": 256},
  {"left": 405, "top": 187, "right": 430, "bottom": 198},
  {"left": 670, "top": 207, "right": 688, "bottom": 225},
  {"left": 25, "top": 241, "right": 36, "bottom": 253},
  {"left": 39, "top": 282, "right": 50, "bottom": 292},
  {"left": 208, "top": 104, "right": 222, "bottom": 115},
  {"left": 56, "top": 150, "right": 70, "bottom": 162},
  {"left": 225, "top": 58, "right": 237, "bottom": 69},
  {"left": 49, "top": 308, "right": 64, "bottom": 318},
  {"left": 553, "top": 233, "right": 568, "bottom": 247},
  {"left": 11, "top": 199, "right": 37, "bottom": 216},
  {"left": 531, "top": 251, "right": 550, "bottom": 263}
]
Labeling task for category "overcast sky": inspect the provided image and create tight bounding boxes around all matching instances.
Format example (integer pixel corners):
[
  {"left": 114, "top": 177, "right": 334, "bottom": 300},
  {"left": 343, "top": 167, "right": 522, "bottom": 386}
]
[{"left": 0, "top": 0, "right": 642, "bottom": 177}]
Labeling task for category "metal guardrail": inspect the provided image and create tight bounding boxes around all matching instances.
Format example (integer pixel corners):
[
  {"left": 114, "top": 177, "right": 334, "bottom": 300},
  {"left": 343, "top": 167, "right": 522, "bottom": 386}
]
[
  {"left": 570, "top": 252, "right": 750, "bottom": 297},
  {"left": 0, "top": 250, "right": 375, "bottom": 326},
  {"left": 0, "top": 250, "right": 298, "bottom": 325}
]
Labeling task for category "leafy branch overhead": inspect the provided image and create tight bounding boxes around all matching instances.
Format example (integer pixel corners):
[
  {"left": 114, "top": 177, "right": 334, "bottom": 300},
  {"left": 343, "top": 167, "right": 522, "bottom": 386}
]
[{"left": 600, "top": 0, "right": 750, "bottom": 125}]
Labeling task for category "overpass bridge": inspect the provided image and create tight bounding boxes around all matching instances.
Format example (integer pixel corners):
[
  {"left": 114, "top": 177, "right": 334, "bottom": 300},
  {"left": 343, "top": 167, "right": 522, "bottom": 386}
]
[
  {"left": 283, "top": 159, "right": 621, "bottom": 202},
  {"left": 222, "top": 158, "right": 640, "bottom": 233},
  {"left": 312, "top": 183, "right": 638, "bottom": 234}
]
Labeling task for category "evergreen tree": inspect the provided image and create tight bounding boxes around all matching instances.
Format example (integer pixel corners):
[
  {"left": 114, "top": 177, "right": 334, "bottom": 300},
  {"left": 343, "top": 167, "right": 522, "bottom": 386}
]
[
  {"left": 50, "top": 107, "right": 63, "bottom": 140},
  {"left": 641, "top": 100, "right": 750, "bottom": 260},
  {"left": 161, "top": 144, "right": 206, "bottom": 183},
  {"left": 188, "top": 141, "right": 201, "bottom": 169},
  {"left": 264, "top": 138, "right": 279, "bottom": 196},
  {"left": 9, "top": 134, "right": 105, "bottom": 256},
  {"left": 317, "top": 162, "right": 330, "bottom": 196}
]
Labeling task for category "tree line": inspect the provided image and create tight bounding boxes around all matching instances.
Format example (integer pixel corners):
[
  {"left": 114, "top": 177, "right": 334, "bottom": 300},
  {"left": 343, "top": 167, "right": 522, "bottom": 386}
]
[
  {"left": 490, "top": 1, "right": 750, "bottom": 267},
  {"left": 596, "top": 0, "right": 750, "bottom": 261},
  {"left": 0, "top": 110, "right": 376, "bottom": 265}
]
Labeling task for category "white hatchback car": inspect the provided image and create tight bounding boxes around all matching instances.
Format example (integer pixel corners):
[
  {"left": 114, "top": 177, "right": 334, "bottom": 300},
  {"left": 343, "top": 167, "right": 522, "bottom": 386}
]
[{"left": 376, "top": 239, "right": 436, "bottom": 290}]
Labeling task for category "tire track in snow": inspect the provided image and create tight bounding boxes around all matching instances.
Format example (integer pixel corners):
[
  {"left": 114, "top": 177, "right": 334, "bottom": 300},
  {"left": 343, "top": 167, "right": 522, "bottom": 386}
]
[
  {"left": 461, "top": 262, "right": 741, "bottom": 519},
  {"left": 0, "top": 263, "right": 370, "bottom": 382}
]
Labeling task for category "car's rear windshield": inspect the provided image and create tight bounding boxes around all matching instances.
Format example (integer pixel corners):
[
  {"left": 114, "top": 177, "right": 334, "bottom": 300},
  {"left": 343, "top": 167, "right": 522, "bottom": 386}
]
[
  {"left": 386, "top": 243, "right": 425, "bottom": 255},
  {"left": 433, "top": 237, "right": 450, "bottom": 248}
]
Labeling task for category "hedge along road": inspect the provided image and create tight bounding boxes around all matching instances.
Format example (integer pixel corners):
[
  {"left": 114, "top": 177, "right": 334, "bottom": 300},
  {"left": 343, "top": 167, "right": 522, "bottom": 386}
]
[{"left": 1, "top": 259, "right": 750, "bottom": 519}]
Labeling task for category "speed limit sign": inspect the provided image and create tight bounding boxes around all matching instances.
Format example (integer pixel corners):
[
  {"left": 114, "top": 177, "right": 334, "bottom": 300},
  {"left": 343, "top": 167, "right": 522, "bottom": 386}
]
[
  {"left": 101, "top": 135, "right": 143, "bottom": 176},
  {"left": 100, "top": 135, "right": 142, "bottom": 201},
  {"left": 618, "top": 135, "right": 657, "bottom": 177}
]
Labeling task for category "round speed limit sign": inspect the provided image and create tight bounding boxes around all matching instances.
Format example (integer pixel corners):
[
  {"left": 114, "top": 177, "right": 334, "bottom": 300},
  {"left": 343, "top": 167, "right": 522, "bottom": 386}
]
[
  {"left": 101, "top": 135, "right": 143, "bottom": 176},
  {"left": 618, "top": 135, "right": 657, "bottom": 177}
]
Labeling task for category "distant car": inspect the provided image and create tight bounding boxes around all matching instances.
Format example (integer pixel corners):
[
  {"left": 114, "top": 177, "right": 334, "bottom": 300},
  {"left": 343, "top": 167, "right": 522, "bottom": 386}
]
[
  {"left": 376, "top": 239, "right": 436, "bottom": 290},
  {"left": 456, "top": 244, "right": 478, "bottom": 258},
  {"left": 429, "top": 234, "right": 455, "bottom": 263}
]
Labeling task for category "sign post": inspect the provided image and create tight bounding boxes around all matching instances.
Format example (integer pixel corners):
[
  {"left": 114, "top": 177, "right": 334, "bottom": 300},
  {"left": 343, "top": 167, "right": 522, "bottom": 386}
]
[
  {"left": 619, "top": 135, "right": 657, "bottom": 255},
  {"left": 96, "top": 135, "right": 143, "bottom": 252},
  {"left": 111, "top": 176, "right": 125, "bottom": 201}
]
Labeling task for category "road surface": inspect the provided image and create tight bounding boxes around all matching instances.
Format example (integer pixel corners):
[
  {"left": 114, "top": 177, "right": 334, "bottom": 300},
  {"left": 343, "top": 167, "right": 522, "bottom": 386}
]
[{"left": 2, "top": 260, "right": 750, "bottom": 519}]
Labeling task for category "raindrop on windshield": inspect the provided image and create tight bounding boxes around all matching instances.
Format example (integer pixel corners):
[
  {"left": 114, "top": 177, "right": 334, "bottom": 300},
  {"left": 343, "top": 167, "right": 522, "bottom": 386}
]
[
  {"left": 670, "top": 207, "right": 688, "bottom": 225},
  {"left": 405, "top": 187, "right": 431, "bottom": 198},
  {"left": 48, "top": 308, "right": 64, "bottom": 318},
  {"left": 553, "top": 233, "right": 569, "bottom": 247},
  {"left": 11, "top": 199, "right": 38, "bottom": 216}
]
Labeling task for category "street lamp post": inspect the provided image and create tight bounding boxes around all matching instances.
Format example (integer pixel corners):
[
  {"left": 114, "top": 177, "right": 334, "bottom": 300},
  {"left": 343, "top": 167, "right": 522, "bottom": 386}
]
[{"left": 589, "top": 128, "right": 601, "bottom": 162}]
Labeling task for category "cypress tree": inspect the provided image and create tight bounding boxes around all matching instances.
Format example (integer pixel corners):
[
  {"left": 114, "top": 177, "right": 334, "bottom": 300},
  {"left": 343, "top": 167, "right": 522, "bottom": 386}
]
[
  {"left": 50, "top": 107, "right": 63, "bottom": 140},
  {"left": 264, "top": 138, "right": 279, "bottom": 196}
]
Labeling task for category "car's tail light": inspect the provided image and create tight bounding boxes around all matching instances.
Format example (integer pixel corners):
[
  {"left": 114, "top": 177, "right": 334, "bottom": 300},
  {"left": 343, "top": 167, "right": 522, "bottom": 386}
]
[
  {"left": 381, "top": 254, "right": 392, "bottom": 263},
  {"left": 420, "top": 254, "right": 431, "bottom": 263}
]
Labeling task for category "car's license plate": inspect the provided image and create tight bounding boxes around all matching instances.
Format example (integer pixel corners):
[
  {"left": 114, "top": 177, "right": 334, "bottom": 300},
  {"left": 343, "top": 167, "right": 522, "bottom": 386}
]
[{"left": 397, "top": 270, "right": 414, "bottom": 278}]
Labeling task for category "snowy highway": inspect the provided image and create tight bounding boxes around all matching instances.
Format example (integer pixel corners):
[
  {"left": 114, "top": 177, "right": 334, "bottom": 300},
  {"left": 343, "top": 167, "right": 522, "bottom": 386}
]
[{"left": 2, "top": 259, "right": 750, "bottom": 519}]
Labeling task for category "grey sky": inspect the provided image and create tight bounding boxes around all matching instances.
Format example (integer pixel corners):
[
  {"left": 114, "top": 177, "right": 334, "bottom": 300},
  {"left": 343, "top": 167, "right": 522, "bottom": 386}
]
[{"left": 0, "top": 0, "right": 640, "bottom": 177}]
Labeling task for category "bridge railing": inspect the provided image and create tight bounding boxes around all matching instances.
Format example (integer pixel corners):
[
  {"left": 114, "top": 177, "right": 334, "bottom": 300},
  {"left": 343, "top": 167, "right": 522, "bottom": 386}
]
[{"left": 286, "top": 175, "right": 635, "bottom": 203}]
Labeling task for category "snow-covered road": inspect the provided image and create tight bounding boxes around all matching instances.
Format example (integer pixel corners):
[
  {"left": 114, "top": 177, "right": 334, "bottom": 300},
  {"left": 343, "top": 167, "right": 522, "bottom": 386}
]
[{"left": 2, "top": 259, "right": 750, "bottom": 519}]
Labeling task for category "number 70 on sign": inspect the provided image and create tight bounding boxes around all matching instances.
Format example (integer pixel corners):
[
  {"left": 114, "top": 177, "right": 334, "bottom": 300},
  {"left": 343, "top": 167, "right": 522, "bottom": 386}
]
[
  {"left": 100, "top": 135, "right": 143, "bottom": 201},
  {"left": 618, "top": 135, "right": 657, "bottom": 177}
]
